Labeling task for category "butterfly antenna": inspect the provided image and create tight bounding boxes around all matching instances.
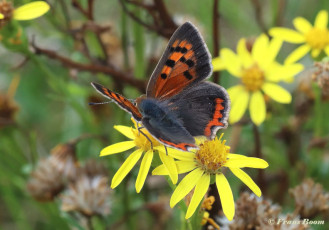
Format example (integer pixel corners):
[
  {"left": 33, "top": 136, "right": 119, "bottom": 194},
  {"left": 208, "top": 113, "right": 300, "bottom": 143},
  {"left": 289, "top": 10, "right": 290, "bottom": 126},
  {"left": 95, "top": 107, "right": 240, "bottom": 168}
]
[{"left": 88, "top": 101, "right": 112, "bottom": 106}]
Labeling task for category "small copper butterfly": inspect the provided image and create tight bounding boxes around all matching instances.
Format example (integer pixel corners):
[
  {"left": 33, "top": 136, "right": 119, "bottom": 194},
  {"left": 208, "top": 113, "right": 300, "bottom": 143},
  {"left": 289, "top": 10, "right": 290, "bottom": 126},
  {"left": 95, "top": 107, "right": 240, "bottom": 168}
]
[{"left": 91, "top": 22, "right": 230, "bottom": 151}]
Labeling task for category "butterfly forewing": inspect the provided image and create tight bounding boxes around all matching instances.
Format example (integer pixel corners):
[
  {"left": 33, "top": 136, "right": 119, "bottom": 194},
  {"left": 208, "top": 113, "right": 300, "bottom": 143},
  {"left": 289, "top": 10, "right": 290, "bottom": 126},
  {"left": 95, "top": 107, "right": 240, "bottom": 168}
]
[
  {"left": 91, "top": 82, "right": 142, "bottom": 122},
  {"left": 147, "top": 22, "right": 212, "bottom": 100}
]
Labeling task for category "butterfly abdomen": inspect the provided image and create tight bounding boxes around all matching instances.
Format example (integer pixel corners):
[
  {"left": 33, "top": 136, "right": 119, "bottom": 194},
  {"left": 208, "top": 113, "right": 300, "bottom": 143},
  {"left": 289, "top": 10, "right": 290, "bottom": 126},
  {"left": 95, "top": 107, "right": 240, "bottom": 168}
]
[{"left": 138, "top": 98, "right": 195, "bottom": 144}]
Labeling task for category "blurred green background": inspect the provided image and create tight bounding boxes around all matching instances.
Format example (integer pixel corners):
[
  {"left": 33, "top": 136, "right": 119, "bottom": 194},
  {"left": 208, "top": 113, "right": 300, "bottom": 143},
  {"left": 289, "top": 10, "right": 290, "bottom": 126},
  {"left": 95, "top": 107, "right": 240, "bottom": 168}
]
[{"left": 1, "top": 0, "right": 329, "bottom": 229}]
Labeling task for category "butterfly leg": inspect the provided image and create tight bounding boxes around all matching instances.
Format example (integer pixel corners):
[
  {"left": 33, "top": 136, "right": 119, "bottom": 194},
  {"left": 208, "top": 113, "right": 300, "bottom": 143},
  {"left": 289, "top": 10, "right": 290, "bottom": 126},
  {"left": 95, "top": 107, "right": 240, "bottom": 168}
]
[
  {"left": 137, "top": 126, "right": 153, "bottom": 150},
  {"left": 164, "top": 146, "right": 168, "bottom": 155}
]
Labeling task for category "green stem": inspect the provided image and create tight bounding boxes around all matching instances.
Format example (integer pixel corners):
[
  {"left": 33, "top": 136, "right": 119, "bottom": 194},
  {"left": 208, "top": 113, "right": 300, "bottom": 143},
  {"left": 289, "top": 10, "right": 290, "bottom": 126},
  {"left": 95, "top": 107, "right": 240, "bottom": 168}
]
[
  {"left": 313, "top": 83, "right": 324, "bottom": 137},
  {"left": 165, "top": 177, "right": 195, "bottom": 230}
]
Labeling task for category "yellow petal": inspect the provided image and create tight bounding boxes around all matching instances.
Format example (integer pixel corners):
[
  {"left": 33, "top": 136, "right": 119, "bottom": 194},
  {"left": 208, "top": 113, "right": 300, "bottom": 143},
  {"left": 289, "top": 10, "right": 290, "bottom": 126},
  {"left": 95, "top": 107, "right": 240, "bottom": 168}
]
[
  {"left": 311, "top": 48, "right": 321, "bottom": 58},
  {"left": 314, "top": 10, "right": 328, "bottom": 29},
  {"left": 221, "top": 48, "right": 242, "bottom": 77},
  {"left": 225, "top": 157, "right": 269, "bottom": 168},
  {"left": 114, "top": 125, "right": 135, "bottom": 139},
  {"left": 111, "top": 149, "right": 143, "bottom": 188},
  {"left": 185, "top": 174, "right": 210, "bottom": 219},
  {"left": 293, "top": 17, "right": 313, "bottom": 34},
  {"left": 212, "top": 57, "right": 226, "bottom": 71},
  {"left": 284, "top": 44, "right": 311, "bottom": 64},
  {"left": 252, "top": 34, "right": 269, "bottom": 69},
  {"left": 265, "top": 38, "right": 283, "bottom": 67},
  {"left": 170, "top": 168, "right": 203, "bottom": 208},
  {"left": 266, "top": 63, "right": 304, "bottom": 82},
  {"left": 0, "top": 13, "right": 4, "bottom": 20},
  {"left": 230, "top": 168, "right": 261, "bottom": 197},
  {"left": 13, "top": 1, "right": 50, "bottom": 21},
  {"left": 100, "top": 141, "right": 135, "bottom": 156},
  {"left": 159, "top": 151, "right": 178, "bottom": 184},
  {"left": 227, "top": 85, "right": 245, "bottom": 103},
  {"left": 176, "top": 161, "right": 198, "bottom": 173},
  {"left": 325, "top": 46, "right": 329, "bottom": 56},
  {"left": 262, "top": 83, "right": 292, "bottom": 104},
  {"left": 269, "top": 28, "right": 305, "bottom": 43},
  {"left": 216, "top": 174, "right": 234, "bottom": 220},
  {"left": 237, "top": 38, "right": 253, "bottom": 68},
  {"left": 136, "top": 150, "right": 153, "bottom": 193},
  {"left": 165, "top": 147, "right": 195, "bottom": 161},
  {"left": 249, "top": 91, "right": 266, "bottom": 126},
  {"left": 229, "top": 88, "right": 249, "bottom": 124},
  {"left": 152, "top": 160, "right": 196, "bottom": 175},
  {"left": 152, "top": 164, "right": 168, "bottom": 175}
]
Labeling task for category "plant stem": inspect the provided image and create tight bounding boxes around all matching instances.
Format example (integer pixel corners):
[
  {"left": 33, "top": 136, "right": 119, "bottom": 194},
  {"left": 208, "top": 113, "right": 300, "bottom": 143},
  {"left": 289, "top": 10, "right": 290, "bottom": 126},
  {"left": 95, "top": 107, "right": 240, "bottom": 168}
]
[
  {"left": 212, "top": 0, "right": 221, "bottom": 84},
  {"left": 252, "top": 123, "right": 266, "bottom": 194}
]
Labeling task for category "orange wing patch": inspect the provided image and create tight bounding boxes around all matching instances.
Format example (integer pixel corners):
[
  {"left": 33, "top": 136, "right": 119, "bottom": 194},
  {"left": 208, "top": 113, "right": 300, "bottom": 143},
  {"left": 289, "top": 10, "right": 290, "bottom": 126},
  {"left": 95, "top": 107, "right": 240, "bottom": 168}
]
[
  {"left": 102, "top": 87, "right": 142, "bottom": 119},
  {"left": 158, "top": 138, "right": 197, "bottom": 151},
  {"left": 154, "top": 39, "right": 198, "bottom": 99},
  {"left": 91, "top": 82, "right": 142, "bottom": 121},
  {"left": 204, "top": 98, "right": 225, "bottom": 137}
]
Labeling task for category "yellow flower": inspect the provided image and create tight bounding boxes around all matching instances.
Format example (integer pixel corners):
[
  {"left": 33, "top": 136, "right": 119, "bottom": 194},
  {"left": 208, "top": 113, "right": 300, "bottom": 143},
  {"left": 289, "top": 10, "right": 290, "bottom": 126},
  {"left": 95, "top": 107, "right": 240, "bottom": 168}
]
[
  {"left": 101, "top": 120, "right": 178, "bottom": 193},
  {"left": 0, "top": 1, "right": 49, "bottom": 26},
  {"left": 201, "top": 211, "right": 220, "bottom": 230},
  {"left": 152, "top": 135, "right": 268, "bottom": 220},
  {"left": 270, "top": 10, "right": 329, "bottom": 64},
  {"left": 212, "top": 35, "right": 303, "bottom": 125}
]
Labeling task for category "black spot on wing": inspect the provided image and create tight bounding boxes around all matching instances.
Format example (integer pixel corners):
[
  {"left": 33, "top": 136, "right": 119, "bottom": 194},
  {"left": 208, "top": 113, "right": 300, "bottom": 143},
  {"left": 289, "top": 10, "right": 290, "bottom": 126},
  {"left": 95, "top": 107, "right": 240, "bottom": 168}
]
[
  {"left": 183, "top": 71, "right": 193, "bottom": 80},
  {"left": 165, "top": 59, "right": 175, "bottom": 68},
  {"left": 161, "top": 73, "right": 167, "bottom": 79},
  {"left": 175, "top": 46, "right": 182, "bottom": 52},
  {"left": 185, "top": 59, "right": 195, "bottom": 67},
  {"left": 181, "top": 47, "right": 187, "bottom": 53}
]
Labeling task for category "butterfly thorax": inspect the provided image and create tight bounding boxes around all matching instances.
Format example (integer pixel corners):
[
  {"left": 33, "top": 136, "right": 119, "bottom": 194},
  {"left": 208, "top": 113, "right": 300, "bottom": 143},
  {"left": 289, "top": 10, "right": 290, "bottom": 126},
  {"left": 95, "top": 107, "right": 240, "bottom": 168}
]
[{"left": 136, "top": 98, "right": 167, "bottom": 120}]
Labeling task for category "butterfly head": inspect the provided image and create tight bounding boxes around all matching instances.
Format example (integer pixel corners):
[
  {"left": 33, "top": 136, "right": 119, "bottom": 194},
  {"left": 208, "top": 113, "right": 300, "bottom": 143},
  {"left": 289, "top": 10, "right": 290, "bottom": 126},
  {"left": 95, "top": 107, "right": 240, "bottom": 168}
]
[{"left": 135, "top": 95, "right": 146, "bottom": 108}]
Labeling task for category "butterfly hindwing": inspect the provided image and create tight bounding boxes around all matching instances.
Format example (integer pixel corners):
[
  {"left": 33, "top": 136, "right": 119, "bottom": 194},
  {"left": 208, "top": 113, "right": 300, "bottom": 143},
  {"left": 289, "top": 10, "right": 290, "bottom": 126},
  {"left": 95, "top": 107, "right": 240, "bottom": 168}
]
[
  {"left": 147, "top": 22, "right": 212, "bottom": 100},
  {"left": 165, "top": 81, "right": 230, "bottom": 139},
  {"left": 141, "top": 113, "right": 197, "bottom": 151},
  {"left": 91, "top": 82, "right": 142, "bottom": 122}
]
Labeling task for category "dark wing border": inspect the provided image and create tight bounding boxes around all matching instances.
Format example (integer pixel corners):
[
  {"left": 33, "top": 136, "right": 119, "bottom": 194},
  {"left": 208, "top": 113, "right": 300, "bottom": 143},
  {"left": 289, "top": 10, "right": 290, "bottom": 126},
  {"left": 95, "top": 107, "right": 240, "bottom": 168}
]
[{"left": 91, "top": 82, "right": 142, "bottom": 122}]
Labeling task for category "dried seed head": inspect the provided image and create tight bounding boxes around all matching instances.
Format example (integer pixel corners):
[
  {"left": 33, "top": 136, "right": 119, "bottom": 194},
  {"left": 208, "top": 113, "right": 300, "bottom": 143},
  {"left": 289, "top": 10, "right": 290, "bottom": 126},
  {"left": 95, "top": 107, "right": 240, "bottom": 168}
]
[
  {"left": 27, "top": 143, "right": 78, "bottom": 201},
  {"left": 60, "top": 160, "right": 112, "bottom": 217},
  {"left": 229, "top": 192, "right": 281, "bottom": 230},
  {"left": 27, "top": 157, "right": 66, "bottom": 201},
  {"left": 49, "top": 143, "right": 79, "bottom": 181},
  {"left": 312, "top": 61, "right": 329, "bottom": 98},
  {"left": 78, "top": 159, "right": 108, "bottom": 178},
  {"left": 0, "top": 93, "right": 18, "bottom": 128},
  {"left": 0, "top": 0, "right": 14, "bottom": 29},
  {"left": 290, "top": 178, "right": 329, "bottom": 219}
]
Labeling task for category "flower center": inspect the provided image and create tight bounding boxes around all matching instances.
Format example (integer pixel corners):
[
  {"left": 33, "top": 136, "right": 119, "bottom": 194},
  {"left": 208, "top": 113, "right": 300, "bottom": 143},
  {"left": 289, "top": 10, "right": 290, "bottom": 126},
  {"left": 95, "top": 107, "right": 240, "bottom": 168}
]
[
  {"left": 305, "top": 28, "right": 329, "bottom": 50},
  {"left": 195, "top": 135, "right": 230, "bottom": 174},
  {"left": 0, "top": 0, "right": 14, "bottom": 29},
  {"left": 241, "top": 65, "right": 265, "bottom": 91},
  {"left": 132, "top": 128, "right": 159, "bottom": 152}
]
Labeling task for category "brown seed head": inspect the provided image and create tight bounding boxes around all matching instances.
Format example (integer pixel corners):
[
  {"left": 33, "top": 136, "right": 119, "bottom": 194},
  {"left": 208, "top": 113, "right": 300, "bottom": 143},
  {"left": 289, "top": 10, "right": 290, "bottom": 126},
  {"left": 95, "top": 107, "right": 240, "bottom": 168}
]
[
  {"left": 290, "top": 178, "right": 329, "bottom": 219},
  {"left": 27, "top": 143, "right": 79, "bottom": 201},
  {"left": 60, "top": 160, "right": 112, "bottom": 217},
  {"left": 0, "top": 93, "right": 18, "bottom": 128},
  {"left": 0, "top": 0, "right": 14, "bottom": 29}
]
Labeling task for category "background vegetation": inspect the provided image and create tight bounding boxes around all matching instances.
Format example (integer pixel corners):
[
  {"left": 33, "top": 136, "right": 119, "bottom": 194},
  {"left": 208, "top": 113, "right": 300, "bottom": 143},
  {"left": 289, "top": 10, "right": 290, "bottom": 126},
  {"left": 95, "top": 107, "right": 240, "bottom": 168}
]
[{"left": 1, "top": 0, "right": 329, "bottom": 229}]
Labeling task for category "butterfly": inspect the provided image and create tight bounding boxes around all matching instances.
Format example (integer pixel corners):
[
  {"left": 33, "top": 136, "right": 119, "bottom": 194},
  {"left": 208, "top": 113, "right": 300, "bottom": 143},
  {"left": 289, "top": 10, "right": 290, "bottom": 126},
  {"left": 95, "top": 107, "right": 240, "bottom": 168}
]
[{"left": 91, "top": 22, "right": 230, "bottom": 152}]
